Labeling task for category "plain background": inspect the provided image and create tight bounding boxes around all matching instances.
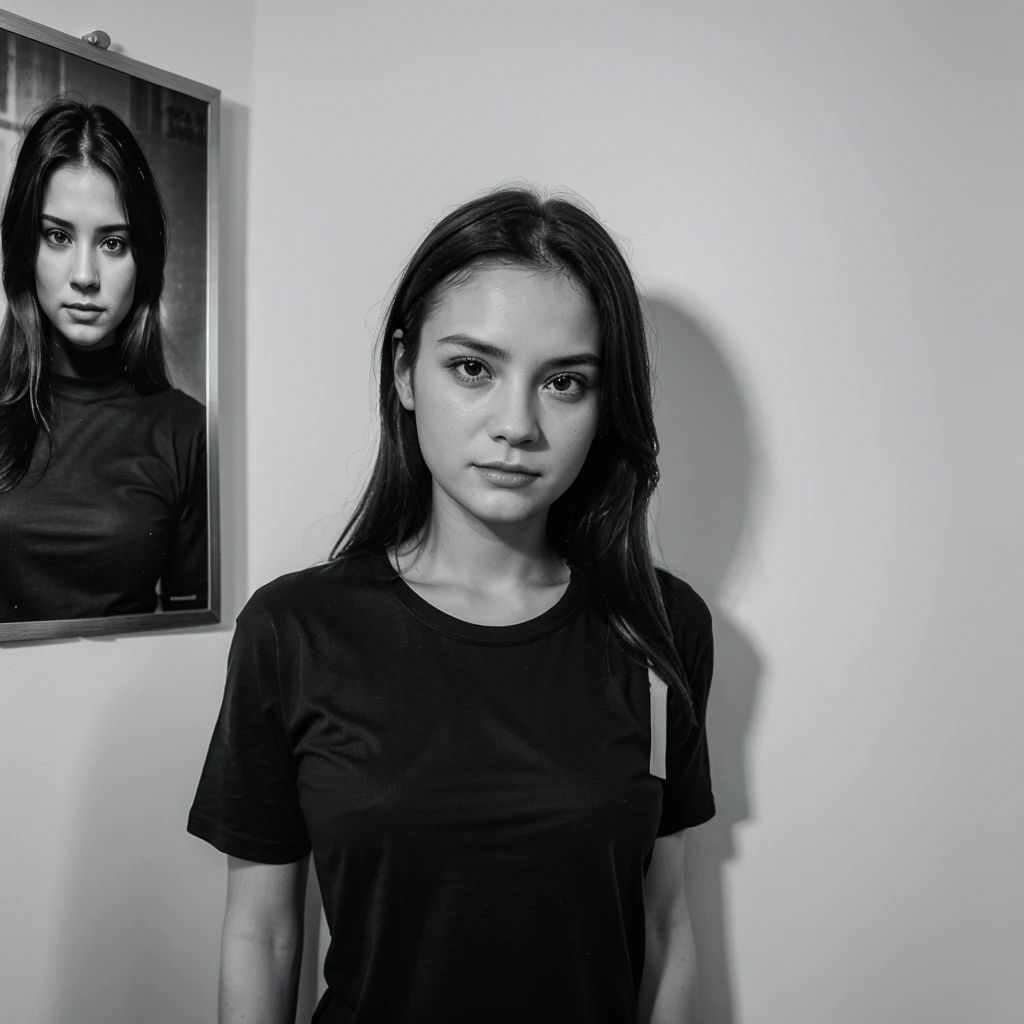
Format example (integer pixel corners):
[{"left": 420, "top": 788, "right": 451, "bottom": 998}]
[{"left": 1, "top": 2, "right": 1021, "bottom": 1022}]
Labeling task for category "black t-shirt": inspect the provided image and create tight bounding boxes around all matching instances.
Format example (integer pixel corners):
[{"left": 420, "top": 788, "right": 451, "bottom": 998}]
[
  {"left": 187, "top": 548, "right": 714, "bottom": 1024},
  {"left": 0, "top": 372, "right": 207, "bottom": 621}
]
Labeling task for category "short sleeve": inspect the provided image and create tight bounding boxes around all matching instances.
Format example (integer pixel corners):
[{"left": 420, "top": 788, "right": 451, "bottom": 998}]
[
  {"left": 187, "top": 619, "right": 312, "bottom": 863},
  {"left": 656, "top": 584, "right": 716, "bottom": 837}
]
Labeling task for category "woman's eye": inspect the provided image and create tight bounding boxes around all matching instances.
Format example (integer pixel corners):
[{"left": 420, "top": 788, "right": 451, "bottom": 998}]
[
  {"left": 45, "top": 229, "right": 70, "bottom": 246},
  {"left": 547, "top": 374, "right": 588, "bottom": 399},
  {"left": 101, "top": 237, "right": 128, "bottom": 254},
  {"left": 451, "top": 359, "right": 490, "bottom": 382}
]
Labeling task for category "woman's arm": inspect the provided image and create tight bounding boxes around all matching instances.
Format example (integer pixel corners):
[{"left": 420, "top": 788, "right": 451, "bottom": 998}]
[
  {"left": 637, "top": 829, "right": 696, "bottom": 1024},
  {"left": 219, "top": 854, "right": 310, "bottom": 1024}
]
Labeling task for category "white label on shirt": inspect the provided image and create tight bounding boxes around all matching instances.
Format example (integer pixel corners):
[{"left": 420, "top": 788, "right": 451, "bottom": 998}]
[{"left": 648, "top": 667, "right": 668, "bottom": 779}]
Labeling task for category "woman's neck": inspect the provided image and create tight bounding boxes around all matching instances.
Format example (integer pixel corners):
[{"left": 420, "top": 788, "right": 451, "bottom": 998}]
[
  {"left": 393, "top": 513, "right": 568, "bottom": 595},
  {"left": 52, "top": 340, "right": 122, "bottom": 381}
]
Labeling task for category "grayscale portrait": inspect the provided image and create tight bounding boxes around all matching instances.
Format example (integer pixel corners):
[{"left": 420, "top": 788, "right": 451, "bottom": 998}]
[{"left": 0, "top": 11, "right": 220, "bottom": 642}]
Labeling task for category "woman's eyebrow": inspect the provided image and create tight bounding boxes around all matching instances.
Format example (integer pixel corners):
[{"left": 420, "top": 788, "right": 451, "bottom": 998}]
[
  {"left": 436, "top": 334, "right": 602, "bottom": 370},
  {"left": 41, "top": 213, "right": 130, "bottom": 233}
]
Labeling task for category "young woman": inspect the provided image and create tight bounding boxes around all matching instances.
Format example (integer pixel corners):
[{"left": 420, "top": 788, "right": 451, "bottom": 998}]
[
  {"left": 188, "top": 187, "right": 715, "bottom": 1023},
  {"left": 0, "top": 97, "right": 208, "bottom": 621}
]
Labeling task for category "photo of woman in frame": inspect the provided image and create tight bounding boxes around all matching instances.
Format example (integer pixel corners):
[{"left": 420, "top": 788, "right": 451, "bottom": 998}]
[
  {"left": 0, "top": 96, "right": 208, "bottom": 622},
  {"left": 0, "top": 12, "right": 220, "bottom": 640}
]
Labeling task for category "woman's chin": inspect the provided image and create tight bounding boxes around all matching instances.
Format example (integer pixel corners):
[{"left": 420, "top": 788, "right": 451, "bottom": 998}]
[{"left": 461, "top": 495, "right": 549, "bottom": 529}]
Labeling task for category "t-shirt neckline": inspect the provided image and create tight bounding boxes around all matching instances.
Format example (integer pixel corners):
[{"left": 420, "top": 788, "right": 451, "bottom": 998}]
[{"left": 369, "top": 546, "right": 584, "bottom": 646}]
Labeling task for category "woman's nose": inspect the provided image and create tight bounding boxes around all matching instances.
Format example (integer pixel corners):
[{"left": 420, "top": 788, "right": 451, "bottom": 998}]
[
  {"left": 489, "top": 383, "right": 540, "bottom": 446},
  {"left": 70, "top": 248, "right": 100, "bottom": 290}
]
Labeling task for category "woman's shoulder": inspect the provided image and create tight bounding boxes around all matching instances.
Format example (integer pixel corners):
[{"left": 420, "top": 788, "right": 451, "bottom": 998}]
[
  {"left": 129, "top": 384, "right": 206, "bottom": 433},
  {"left": 237, "top": 549, "right": 387, "bottom": 636},
  {"left": 654, "top": 566, "right": 713, "bottom": 643},
  {"left": 151, "top": 385, "right": 205, "bottom": 419}
]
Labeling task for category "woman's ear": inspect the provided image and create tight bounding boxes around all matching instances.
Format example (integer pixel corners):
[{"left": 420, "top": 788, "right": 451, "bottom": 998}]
[{"left": 392, "top": 329, "right": 415, "bottom": 411}]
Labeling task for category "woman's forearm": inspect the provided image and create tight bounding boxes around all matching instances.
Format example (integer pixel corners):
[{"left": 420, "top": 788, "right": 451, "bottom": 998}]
[
  {"left": 219, "top": 928, "right": 304, "bottom": 1024},
  {"left": 638, "top": 916, "right": 697, "bottom": 1024}
]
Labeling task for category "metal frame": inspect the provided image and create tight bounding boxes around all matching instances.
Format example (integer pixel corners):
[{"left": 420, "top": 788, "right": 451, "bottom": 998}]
[{"left": 0, "top": 9, "right": 221, "bottom": 642}]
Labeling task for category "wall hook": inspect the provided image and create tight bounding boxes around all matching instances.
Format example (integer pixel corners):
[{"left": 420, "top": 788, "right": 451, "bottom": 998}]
[{"left": 82, "top": 30, "right": 111, "bottom": 49}]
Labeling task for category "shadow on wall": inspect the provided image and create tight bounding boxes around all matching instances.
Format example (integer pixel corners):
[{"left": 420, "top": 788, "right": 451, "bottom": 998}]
[{"left": 647, "top": 295, "right": 765, "bottom": 1024}]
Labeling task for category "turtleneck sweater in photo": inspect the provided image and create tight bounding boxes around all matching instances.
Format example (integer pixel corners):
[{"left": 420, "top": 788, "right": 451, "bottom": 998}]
[{"left": 0, "top": 346, "right": 208, "bottom": 621}]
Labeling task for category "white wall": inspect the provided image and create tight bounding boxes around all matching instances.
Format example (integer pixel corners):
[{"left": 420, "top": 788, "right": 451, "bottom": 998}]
[
  {"left": 245, "top": 2, "right": 1024, "bottom": 1022},
  {"left": 2, "top": 2, "right": 1021, "bottom": 1022},
  {"left": 0, "top": 2, "right": 255, "bottom": 1022}
]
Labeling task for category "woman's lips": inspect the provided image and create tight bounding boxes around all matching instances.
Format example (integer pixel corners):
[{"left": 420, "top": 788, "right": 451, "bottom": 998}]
[
  {"left": 65, "top": 305, "right": 104, "bottom": 320},
  {"left": 474, "top": 466, "right": 539, "bottom": 488}
]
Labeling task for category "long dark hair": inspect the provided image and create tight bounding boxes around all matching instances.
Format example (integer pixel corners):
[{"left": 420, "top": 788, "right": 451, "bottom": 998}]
[
  {"left": 0, "top": 97, "right": 170, "bottom": 491},
  {"left": 332, "top": 185, "right": 695, "bottom": 718}
]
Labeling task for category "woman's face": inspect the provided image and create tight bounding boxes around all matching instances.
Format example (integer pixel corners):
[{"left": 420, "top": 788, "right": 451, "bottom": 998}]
[
  {"left": 34, "top": 163, "right": 137, "bottom": 353},
  {"left": 395, "top": 263, "right": 602, "bottom": 535}
]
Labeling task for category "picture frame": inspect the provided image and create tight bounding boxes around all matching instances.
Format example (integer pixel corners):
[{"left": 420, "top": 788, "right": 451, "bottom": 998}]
[{"left": 0, "top": 9, "right": 220, "bottom": 642}]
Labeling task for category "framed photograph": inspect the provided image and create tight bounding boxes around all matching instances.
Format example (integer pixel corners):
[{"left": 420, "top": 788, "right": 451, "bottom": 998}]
[{"left": 0, "top": 9, "right": 220, "bottom": 642}]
